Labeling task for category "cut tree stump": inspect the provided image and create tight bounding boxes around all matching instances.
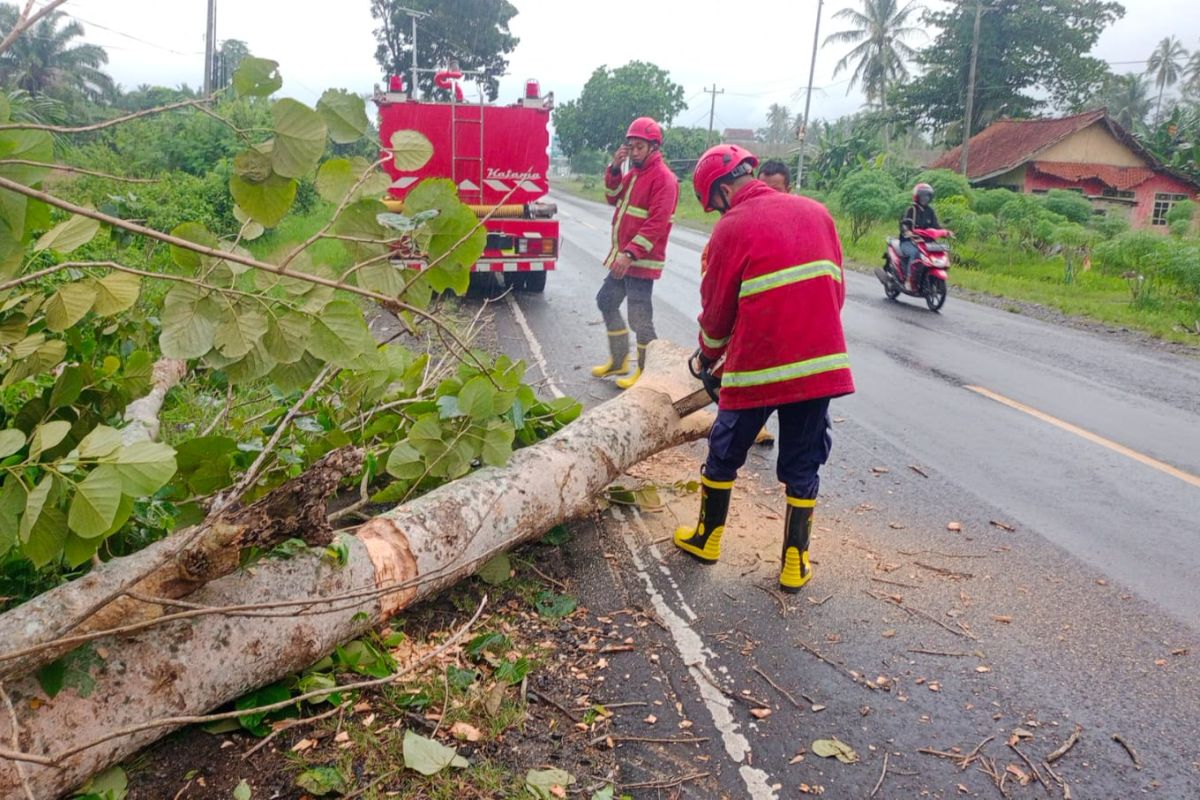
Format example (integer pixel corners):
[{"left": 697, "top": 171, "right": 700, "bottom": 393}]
[{"left": 0, "top": 340, "right": 714, "bottom": 798}]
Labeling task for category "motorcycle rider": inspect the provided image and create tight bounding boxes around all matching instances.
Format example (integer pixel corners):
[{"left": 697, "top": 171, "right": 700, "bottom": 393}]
[
  {"left": 899, "top": 182, "right": 940, "bottom": 287},
  {"left": 675, "top": 143, "right": 855, "bottom": 593},
  {"left": 591, "top": 116, "right": 680, "bottom": 390}
]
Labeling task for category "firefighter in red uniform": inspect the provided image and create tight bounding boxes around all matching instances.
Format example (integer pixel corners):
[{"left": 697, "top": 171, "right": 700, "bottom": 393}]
[
  {"left": 590, "top": 117, "right": 680, "bottom": 390},
  {"left": 675, "top": 144, "right": 855, "bottom": 593}
]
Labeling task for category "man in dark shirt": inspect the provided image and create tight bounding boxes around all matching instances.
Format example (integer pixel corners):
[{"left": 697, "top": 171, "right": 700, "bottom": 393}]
[{"left": 899, "top": 182, "right": 940, "bottom": 286}]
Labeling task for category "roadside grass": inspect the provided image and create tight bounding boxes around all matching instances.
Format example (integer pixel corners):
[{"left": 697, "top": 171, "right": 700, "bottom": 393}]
[{"left": 556, "top": 176, "right": 1200, "bottom": 347}]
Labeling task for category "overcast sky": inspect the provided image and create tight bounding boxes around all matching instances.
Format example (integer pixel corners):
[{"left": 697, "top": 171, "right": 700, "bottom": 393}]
[{"left": 53, "top": 0, "right": 1200, "bottom": 131}]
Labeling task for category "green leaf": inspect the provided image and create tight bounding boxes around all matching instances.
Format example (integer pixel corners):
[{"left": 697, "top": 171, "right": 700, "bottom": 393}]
[
  {"left": 390, "top": 130, "right": 435, "bottom": 171},
  {"left": 402, "top": 730, "right": 468, "bottom": 775},
  {"left": 269, "top": 352, "right": 323, "bottom": 393},
  {"left": 114, "top": 441, "right": 176, "bottom": 496},
  {"left": 476, "top": 552, "right": 511, "bottom": 585},
  {"left": 232, "top": 778, "right": 253, "bottom": 800},
  {"left": 30, "top": 420, "right": 72, "bottom": 459},
  {"left": 50, "top": 363, "right": 90, "bottom": 408},
  {"left": 263, "top": 311, "right": 311, "bottom": 364},
  {"left": 332, "top": 199, "right": 388, "bottom": 263},
  {"left": 481, "top": 421, "right": 514, "bottom": 467},
  {"left": 541, "top": 525, "right": 572, "bottom": 547},
  {"left": 457, "top": 376, "right": 496, "bottom": 421},
  {"left": 316, "top": 157, "right": 392, "bottom": 204},
  {"left": 20, "top": 473, "right": 54, "bottom": 542},
  {"left": 295, "top": 766, "right": 347, "bottom": 797},
  {"left": 317, "top": 88, "right": 368, "bottom": 144},
  {"left": 811, "top": 737, "right": 860, "bottom": 764},
  {"left": 534, "top": 591, "right": 577, "bottom": 619},
  {"left": 495, "top": 657, "right": 532, "bottom": 685},
  {"left": 447, "top": 666, "right": 478, "bottom": 691},
  {"left": 234, "top": 148, "right": 273, "bottom": 183},
  {"left": 271, "top": 99, "right": 327, "bottom": 179},
  {"left": 591, "top": 786, "right": 615, "bottom": 800},
  {"left": 169, "top": 221, "right": 220, "bottom": 270},
  {"left": 385, "top": 441, "right": 424, "bottom": 480},
  {"left": 69, "top": 464, "right": 123, "bottom": 538},
  {"left": 33, "top": 214, "right": 100, "bottom": 254},
  {"left": 44, "top": 281, "right": 96, "bottom": 331},
  {"left": 214, "top": 306, "right": 269, "bottom": 359},
  {"left": 0, "top": 428, "right": 25, "bottom": 458},
  {"left": 357, "top": 261, "right": 406, "bottom": 297},
  {"left": 36, "top": 643, "right": 102, "bottom": 699},
  {"left": 232, "top": 56, "right": 282, "bottom": 97},
  {"left": 0, "top": 476, "right": 25, "bottom": 553},
  {"left": 77, "top": 425, "right": 122, "bottom": 460},
  {"left": 23, "top": 504, "right": 66, "bottom": 567},
  {"left": 160, "top": 284, "right": 221, "bottom": 359},
  {"left": 90, "top": 271, "right": 141, "bottom": 316},
  {"left": 78, "top": 766, "right": 128, "bottom": 800},
  {"left": 466, "top": 632, "right": 510, "bottom": 659},
  {"left": 230, "top": 172, "right": 297, "bottom": 228},
  {"left": 232, "top": 205, "right": 265, "bottom": 240},
  {"left": 307, "top": 299, "right": 375, "bottom": 362},
  {"left": 525, "top": 768, "right": 575, "bottom": 800}
]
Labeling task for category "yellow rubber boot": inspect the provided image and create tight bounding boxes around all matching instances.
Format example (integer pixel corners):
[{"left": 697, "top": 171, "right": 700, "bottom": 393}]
[
  {"left": 674, "top": 476, "right": 733, "bottom": 564},
  {"left": 779, "top": 496, "right": 815, "bottom": 593},
  {"left": 615, "top": 343, "right": 648, "bottom": 389},
  {"left": 591, "top": 329, "right": 630, "bottom": 377}
]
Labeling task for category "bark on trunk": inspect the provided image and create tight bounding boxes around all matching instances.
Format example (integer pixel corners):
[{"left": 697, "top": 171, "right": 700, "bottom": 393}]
[
  {"left": 0, "top": 447, "right": 364, "bottom": 683},
  {"left": 0, "top": 341, "right": 713, "bottom": 798}
]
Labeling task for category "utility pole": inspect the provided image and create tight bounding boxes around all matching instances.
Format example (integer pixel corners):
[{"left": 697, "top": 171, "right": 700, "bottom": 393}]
[
  {"left": 704, "top": 83, "right": 724, "bottom": 147},
  {"left": 397, "top": 7, "right": 430, "bottom": 99},
  {"left": 960, "top": 0, "right": 984, "bottom": 176},
  {"left": 202, "top": 0, "right": 216, "bottom": 95},
  {"left": 795, "top": 0, "right": 824, "bottom": 190}
]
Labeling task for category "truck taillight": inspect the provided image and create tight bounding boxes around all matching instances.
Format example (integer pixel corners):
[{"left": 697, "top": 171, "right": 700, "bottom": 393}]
[
  {"left": 388, "top": 75, "right": 404, "bottom": 92},
  {"left": 516, "top": 237, "right": 556, "bottom": 257},
  {"left": 525, "top": 79, "right": 540, "bottom": 99}
]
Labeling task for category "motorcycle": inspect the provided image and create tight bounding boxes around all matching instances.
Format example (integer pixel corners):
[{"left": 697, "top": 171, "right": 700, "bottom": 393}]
[{"left": 875, "top": 228, "right": 952, "bottom": 312}]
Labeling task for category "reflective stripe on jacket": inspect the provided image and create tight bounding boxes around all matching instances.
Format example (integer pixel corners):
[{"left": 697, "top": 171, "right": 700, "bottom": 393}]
[
  {"left": 698, "top": 180, "right": 855, "bottom": 410},
  {"left": 603, "top": 150, "right": 679, "bottom": 280}
]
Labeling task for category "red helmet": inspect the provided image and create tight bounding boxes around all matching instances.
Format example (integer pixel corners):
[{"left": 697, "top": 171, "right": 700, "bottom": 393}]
[
  {"left": 626, "top": 116, "right": 663, "bottom": 145},
  {"left": 913, "top": 182, "right": 934, "bottom": 204},
  {"left": 692, "top": 144, "right": 759, "bottom": 212}
]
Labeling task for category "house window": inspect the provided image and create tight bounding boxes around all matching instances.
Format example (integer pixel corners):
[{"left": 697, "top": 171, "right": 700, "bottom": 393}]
[
  {"left": 1152, "top": 193, "right": 1188, "bottom": 226},
  {"left": 1103, "top": 188, "right": 1135, "bottom": 199}
]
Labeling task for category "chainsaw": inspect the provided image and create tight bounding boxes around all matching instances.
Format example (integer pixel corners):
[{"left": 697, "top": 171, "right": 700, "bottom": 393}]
[{"left": 673, "top": 349, "right": 722, "bottom": 415}]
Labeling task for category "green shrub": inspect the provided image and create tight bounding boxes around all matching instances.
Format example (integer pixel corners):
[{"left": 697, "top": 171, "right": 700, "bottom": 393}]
[
  {"left": 1041, "top": 190, "right": 1094, "bottom": 225},
  {"left": 973, "top": 188, "right": 1018, "bottom": 216},
  {"left": 836, "top": 168, "right": 900, "bottom": 242},
  {"left": 1092, "top": 213, "right": 1131, "bottom": 239}
]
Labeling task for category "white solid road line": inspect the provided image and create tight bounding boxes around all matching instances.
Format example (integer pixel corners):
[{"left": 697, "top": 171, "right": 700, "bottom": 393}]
[
  {"left": 504, "top": 293, "right": 564, "bottom": 399},
  {"left": 616, "top": 507, "right": 779, "bottom": 800}
]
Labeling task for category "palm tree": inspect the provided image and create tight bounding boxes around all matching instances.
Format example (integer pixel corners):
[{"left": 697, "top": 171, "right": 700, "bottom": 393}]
[
  {"left": 823, "top": 0, "right": 924, "bottom": 115},
  {"left": 1184, "top": 50, "right": 1200, "bottom": 99},
  {"left": 1099, "top": 73, "right": 1153, "bottom": 131},
  {"left": 761, "top": 103, "right": 793, "bottom": 145},
  {"left": 0, "top": 6, "right": 113, "bottom": 103},
  {"left": 1145, "top": 36, "right": 1188, "bottom": 126}
]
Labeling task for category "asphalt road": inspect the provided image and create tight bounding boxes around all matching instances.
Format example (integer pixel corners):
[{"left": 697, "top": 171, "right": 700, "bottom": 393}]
[{"left": 485, "top": 190, "right": 1200, "bottom": 798}]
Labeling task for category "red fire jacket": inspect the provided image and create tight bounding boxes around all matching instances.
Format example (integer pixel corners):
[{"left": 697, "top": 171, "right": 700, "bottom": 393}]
[
  {"left": 603, "top": 150, "right": 679, "bottom": 280},
  {"left": 698, "top": 180, "right": 855, "bottom": 410}
]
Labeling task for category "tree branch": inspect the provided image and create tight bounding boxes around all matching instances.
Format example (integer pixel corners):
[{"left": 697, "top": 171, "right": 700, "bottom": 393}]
[
  {"left": 0, "top": 160, "right": 155, "bottom": 183},
  {"left": 0, "top": 99, "right": 211, "bottom": 134},
  {"left": 0, "top": 0, "right": 71, "bottom": 57}
]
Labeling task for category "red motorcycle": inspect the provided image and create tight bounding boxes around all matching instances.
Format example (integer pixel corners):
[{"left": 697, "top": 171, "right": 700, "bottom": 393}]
[{"left": 875, "top": 228, "right": 952, "bottom": 312}]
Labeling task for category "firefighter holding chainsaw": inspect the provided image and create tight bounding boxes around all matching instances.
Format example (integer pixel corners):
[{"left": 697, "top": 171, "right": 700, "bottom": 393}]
[
  {"left": 590, "top": 116, "right": 680, "bottom": 389},
  {"left": 675, "top": 144, "right": 854, "bottom": 593}
]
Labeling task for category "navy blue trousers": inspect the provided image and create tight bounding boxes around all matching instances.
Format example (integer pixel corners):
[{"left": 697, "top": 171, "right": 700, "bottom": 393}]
[{"left": 703, "top": 397, "right": 833, "bottom": 499}]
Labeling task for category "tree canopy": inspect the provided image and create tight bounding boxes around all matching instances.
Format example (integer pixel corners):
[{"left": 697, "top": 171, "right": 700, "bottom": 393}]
[
  {"left": 553, "top": 62, "right": 686, "bottom": 158},
  {"left": 894, "top": 0, "right": 1124, "bottom": 142},
  {"left": 369, "top": 0, "right": 519, "bottom": 101}
]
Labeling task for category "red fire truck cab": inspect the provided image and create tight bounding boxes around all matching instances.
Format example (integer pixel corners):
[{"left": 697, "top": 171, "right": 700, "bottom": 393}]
[{"left": 377, "top": 76, "right": 558, "bottom": 293}]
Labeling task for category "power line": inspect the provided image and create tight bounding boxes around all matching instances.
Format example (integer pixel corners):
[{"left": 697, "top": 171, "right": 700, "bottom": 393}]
[{"left": 703, "top": 83, "right": 724, "bottom": 147}]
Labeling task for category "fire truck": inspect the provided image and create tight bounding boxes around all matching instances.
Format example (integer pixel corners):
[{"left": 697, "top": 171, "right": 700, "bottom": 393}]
[{"left": 376, "top": 71, "right": 559, "bottom": 293}]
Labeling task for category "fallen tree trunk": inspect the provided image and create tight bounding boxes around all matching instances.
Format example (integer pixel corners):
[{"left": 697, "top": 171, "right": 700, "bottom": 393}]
[
  {"left": 0, "top": 340, "right": 713, "bottom": 798},
  {"left": 0, "top": 446, "right": 364, "bottom": 683}
]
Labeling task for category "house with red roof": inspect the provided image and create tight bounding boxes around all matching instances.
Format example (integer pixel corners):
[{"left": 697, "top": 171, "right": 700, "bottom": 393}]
[{"left": 929, "top": 109, "right": 1200, "bottom": 230}]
